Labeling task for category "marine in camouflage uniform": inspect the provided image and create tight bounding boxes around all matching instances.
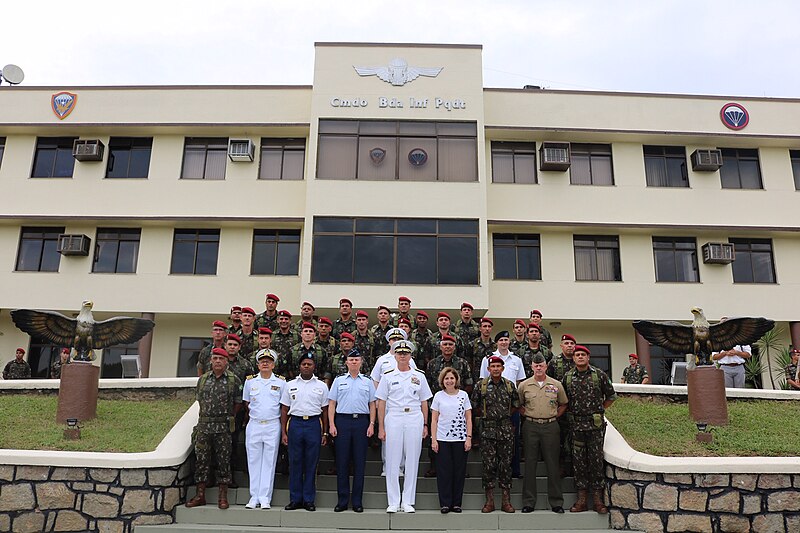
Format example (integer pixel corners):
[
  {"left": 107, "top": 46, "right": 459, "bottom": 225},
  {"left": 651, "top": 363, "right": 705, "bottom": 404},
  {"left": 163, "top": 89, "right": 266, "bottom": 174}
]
[
  {"left": 50, "top": 350, "right": 71, "bottom": 379},
  {"left": 621, "top": 362, "right": 649, "bottom": 385},
  {"left": 431, "top": 329, "right": 466, "bottom": 363},
  {"left": 352, "top": 331, "right": 375, "bottom": 371},
  {"left": 518, "top": 344, "right": 554, "bottom": 379},
  {"left": 332, "top": 318, "right": 356, "bottom": 340},
  {"left": 563, "top": 345, "right": 616, "bottom": 514},
  {"left": 425, "top": 353, "right": 473, "bottom": 394},
  {"left": 410, "top": 326, "right": 435, "bottom": 371},
  {"left": 283, "top": 341, "right": 327, "bottom": 382},
  {"left": 471, "top": 356, "right": 520, "bottom": 512},
  {"left": 784, "top": 348, "right": 800, "bottom": 390},
  {"left": 237, "top": 330, "right": 258, "bottom": 367},
  {"left": 3, "top": 350, "right": 32, "bottom": 380},
  {"left": 547, "top": 335, "right": 577, "bottom": 474},
  {"left": 454, "top": 303, "right": 481, "bottom": 349},
  {"left": 272, "top": 330, "right": 300, "bottom": 372},
  {"left": 370, "top": 323, "right": 392, "bottom": 360}
]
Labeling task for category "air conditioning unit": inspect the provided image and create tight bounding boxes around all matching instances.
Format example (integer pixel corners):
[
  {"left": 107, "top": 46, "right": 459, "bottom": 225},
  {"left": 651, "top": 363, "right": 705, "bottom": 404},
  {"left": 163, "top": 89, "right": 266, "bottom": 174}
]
[
  {"left": 57, "top": 234, "right": 91, "bottom": 256},
  {"left": 539, "top": 142, "right": 571, "bottom": 171},
  {"left": 690, "top": 149, "right": 723, "bottom": 171},
  {"left": 228, "top": 139, "right": 255, "bottom": 162},
  {"left": 72, "top": 139, "right": 105, "bottom": 162},
  {"left": 702, "top": 242, "right": 735, "bottom": 264}
]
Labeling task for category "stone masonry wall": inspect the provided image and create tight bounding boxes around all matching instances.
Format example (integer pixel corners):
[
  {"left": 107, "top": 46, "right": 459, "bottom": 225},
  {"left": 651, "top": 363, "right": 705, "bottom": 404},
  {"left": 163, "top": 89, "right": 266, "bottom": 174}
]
[
  {"left": 0, "top": 459, "right": 192, "bottom": 533},
  {"left": 606, "top": 465, "right": 800, "bottom": 532}
]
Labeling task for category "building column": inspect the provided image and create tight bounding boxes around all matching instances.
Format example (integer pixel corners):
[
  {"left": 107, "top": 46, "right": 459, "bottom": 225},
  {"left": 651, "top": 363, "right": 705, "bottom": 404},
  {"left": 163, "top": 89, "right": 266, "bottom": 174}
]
[
  {"left": 790, "top": 322, "right": 800, "bottom": 351},
  {"left": 138, "top": 313, "right": 155, "bottom": 378},
  {"left": 634, "top": 331, "right": 652, "bottom": 374}
]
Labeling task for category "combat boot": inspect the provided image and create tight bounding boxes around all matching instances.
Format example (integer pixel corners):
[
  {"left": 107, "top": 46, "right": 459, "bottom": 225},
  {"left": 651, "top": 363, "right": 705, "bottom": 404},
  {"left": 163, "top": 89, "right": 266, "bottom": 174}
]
[
  {"left": 185, "top": 483, "right": 206, "bottom": 507},
  {"left": 570, "top": 489, "right": 588, "bottom": 512},
  {"left": 592, "top": 489, "right": 608, "bottom": 514},
  {"left": 501, "top": 488, "right": 515, "bottom": 513},
  {"left": 481, "top": 487, "right": 495, "bottom": 513},
  {"left": 218, "top": 484, "right": 229, "bottom": 509}
]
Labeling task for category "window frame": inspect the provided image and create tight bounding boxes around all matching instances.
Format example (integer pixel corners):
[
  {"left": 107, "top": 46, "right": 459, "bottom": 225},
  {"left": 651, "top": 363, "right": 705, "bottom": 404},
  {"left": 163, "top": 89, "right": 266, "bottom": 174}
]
[
  {"left": 730, "top": 238, "right": 776, "bottom": 284},
  {"left": 250, "top": 229, "right": 301, "bottom": 275},
  {"left": 0, "top": 137, "right": 5, "bottom": 170},
  {"left": 105, "top": 137, "right": 153, "bottom": 179},
  {"left": 580, "top": 343, "right": 611, "bottom": 375},
  {"left": 101, "top": 342, "right": 139, "bottom": 378},
  {"left": 652, "top": 237, "right": 699, "bottom": 283},
  {"left": 569, "top": 143, "right": 614, "bottom": 186},
  {"left": 719, "top": 148, "right": 763, "bottom": 189},
  {"left": 573, "top": 235, "right": 622, "bottom": 281},
  {"left": 790, "top": 150, "right": 800, "bottom": 191},
  {"left": 258, "top": 138, "right": 306, "bottom": 180},
  {"left": 31, "top": 137, "right": 77, "bottom": 178},
  {"left": 492, "top": 233, "right": 541, "bottom": 280},
  {"left": 170, "top": 229, "right": 221, "bottom": 275},
  {"left": 180, "top": 137, "right": 228, "bottom": 180},
  {"left": 178, "top": 337, "right": 211, "bottom": 377},
  {"left": 92, "top": 228, "right": 142, "bottom": 274},
  {"left": 643, "top": 145, "right": 689, "bottom": 187},
  {"left": 490, "top": 141, "right": 537, "bottom": 184},
  {"left": 15, "top": 226, "right": 64, "bottom": 272}
]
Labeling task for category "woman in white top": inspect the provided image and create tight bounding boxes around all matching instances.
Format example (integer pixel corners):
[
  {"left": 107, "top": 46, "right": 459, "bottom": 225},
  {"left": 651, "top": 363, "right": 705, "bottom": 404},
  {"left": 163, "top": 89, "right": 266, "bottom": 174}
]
[{"left": 430, "top": 367, "right": 472, "bottom": 514}]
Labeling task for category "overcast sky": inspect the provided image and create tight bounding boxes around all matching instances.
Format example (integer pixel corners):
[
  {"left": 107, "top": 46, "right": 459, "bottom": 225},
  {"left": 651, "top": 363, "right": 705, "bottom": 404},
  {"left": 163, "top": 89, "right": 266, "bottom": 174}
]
[{"left": 2, "top": 0, "right": 798, "bottom": 97}]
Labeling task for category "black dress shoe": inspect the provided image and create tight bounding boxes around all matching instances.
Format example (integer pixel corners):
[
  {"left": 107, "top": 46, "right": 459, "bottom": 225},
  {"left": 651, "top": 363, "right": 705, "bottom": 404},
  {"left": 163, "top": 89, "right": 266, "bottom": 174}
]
[
  {"left": 304, "top": 502, "right": 316, "bottom": 512},
  {"left": 334, "top": 504, "right": 347, "bottom": 512},
  {"left": 284, "top": 502, "right": 301, "bottom": 510},
  {"left": 552, "top": 506, "right": 565, "bottom": 514},
  {"left": 521, "top": 506, "right": 535, "bottom": 513},
  {"left": 440, "top": 506, "right": 450, "bottom": 514},
  {"left": 353, "top": 506, "right": 364, "bottom": 513},
  {"left": 451, "top": 506, "right": 462, "bottom": 513}
]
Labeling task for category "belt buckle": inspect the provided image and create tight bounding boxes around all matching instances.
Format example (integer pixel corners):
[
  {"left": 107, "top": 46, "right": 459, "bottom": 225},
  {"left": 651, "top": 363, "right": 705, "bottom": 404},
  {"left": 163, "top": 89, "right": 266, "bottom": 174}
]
[
  {"left": 352, "top": 413, "right": 359, "bottom": 419},
  {"left": 259, "top": 420, "right": 268, "bottom": 424},
  {"left": 403, "top": 407, "right": 410, "bottom": 412},
  {"left": 303, "top": 415, "right": 309, "bottom": 420}
]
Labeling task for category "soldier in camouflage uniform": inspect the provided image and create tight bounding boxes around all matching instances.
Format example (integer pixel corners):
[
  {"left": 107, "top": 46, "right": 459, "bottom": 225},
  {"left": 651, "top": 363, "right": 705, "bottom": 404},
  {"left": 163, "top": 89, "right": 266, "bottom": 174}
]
[
  {"left": 547, "top": 333, "right": 577, "bottom": 476},
  {"left": 224, "top": 333, "right": 254, "bottom": 486},
  {"left": 315, "top": 317, "right": 338, "bottom": 368},
  {"left": 3, "top": 348, "right": 32, "bottom": 380},
  {"left": 621, "top": 353, "right": 650, "bottom": 384},
  {"left": 410, "top": 311, "right": 435, "bottom": 371},
  {"left": 250, "top": 327, "right": 273, "bottom": 363},
  {"left": 370, "top": 306, "right": 393, "bottom": 360},
  {"left": 509, "top": 320, "right": 528, "bottom": 358},
  {"left": 228, "top": 306, "right": 243, "bottom": 335},
  {"left": 237, "top": 308, "right": 259, "bottom": 365},
  {"left": 50, "top": 348, "right": 71, "bottom": 379},
  {"left": 197, "top": 321, "right": 229, "bottom": 376},
  {"left": 293, "top": 301, "right": 318, "bottom": 334},
  {"left": 186, "top": 348, "right": 243, "bottom": 509},
  {"left": 283, "top": 322, "right": 326, "bottom": 382},
  {"left": 272, "top": 311, "right": 300, "bottom": 375},
  {"left": 517, "top": 323, "right": 553, "bottom": 378},
  {"left": 471, "top": 355, "right": 520, "bottom": 513},
  {"left": 469, "top": 318, "right": 497, "bottom": 383},
  {"left": 455, "top": 302, "right": 481, "bottom": 349},
  {"left": 529, "top": 310, "right": 553, "bottom": 350},
  {"left": 391, "top": 296, "right": 417, "bottom": 329},
  {"left": 327, "top": 333, "right": 371, "bottom": 380},
  {"left": 426, "top": 335, "right": 474, "bottom": 394},
  {"left": 255, "top": 294, "right": 281, "bottom": 332},
  {"left": 564, "top": 345, "right": 616, "bottom": 514},
  {"left": 332, "top": 298, "right": 356, "bottom": 340},
  {"left": 432, "top": 312, "right": 466, "bottom": 362},
  {"left": 352, "top": 311, "right": 375, "bottom": 370},
  {"left": 786, "top": 348, "right": 800, "bottom": 390}
]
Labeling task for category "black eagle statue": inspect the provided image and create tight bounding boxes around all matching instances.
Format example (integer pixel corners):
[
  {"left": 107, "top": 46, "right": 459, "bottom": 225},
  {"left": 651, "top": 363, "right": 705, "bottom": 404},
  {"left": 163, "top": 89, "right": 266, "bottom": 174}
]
[
  {"left": 633, "top": 307, "right": 774, "bottom": 366},
  {"left": 11, "top": 300, "right": 155, "bottom": 362}
]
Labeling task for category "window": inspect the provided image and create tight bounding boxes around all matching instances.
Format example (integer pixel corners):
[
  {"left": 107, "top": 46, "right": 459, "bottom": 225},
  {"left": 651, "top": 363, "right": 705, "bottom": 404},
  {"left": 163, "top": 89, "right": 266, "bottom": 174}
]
[
  {"left": 644, "top": 146, "right": 688, "bottom": 187},
  {"left": 180, "top": 137, "right": 227, "bottom": 180},
  {"left": 251, "top": 229, "right": 301, "bottom": 275},
  {"left": 26, "top": 337, "right": 64, "bottom": 378},
  {"left": 580, "top": 344, "right": 611, "bottom": 375},
  {"left": 31, "top": 137, "right": 77, "bottom": 178},
  {"left": 170, "top": 229, "right": 220, "bottom": 275},
  {"left": 16, "top": 227, "right": 64, "bottom": 272},
  {"left": 652, "top": 237, "right": 699, "bottom": 282},
  {"left": 259, "top": 139, "right": 305, "bottom": 180},
  {"left": 491, "top": 142, "right": 536, "bottom": 183},
  {"left": 93, "top": 228, "right": 141, "bottom": 273},
  {"left": 649, "top": 346, "right": 684, "bottom": 385},
  {"left": 317, "top": 120, "right": 477, "bottom": 182},
  {"left": 0, "top": 137, "right": 5, "bottom": 169},
  {"left": 574, "top": 235, "right": 621, "bottom": 281},
  {"left": 720, "top": 148, "right": 762, "bottom": 189},
  {"left": 178, "top": 337, "right": 210, "bottom": 377},
  {"left": 730, "top": 238, "right": 776, "bottom": 283},
  {"left": 791, "top": 150, "right": 800, "bottom": 190},
  {"left": 570, "top": 143, "right": 613, "bottom": 185},
  {"left": 106, "top": 137, "right": 152, "bottom": 178},
  {"left": 312, "top": 217, "right": 479, "bottom": 285},
  {"left": 493, "top": 234, "right": 541, "bottom": 280},
  {"left": 101, "top": 342, "right": 139, "bottom": 378}
]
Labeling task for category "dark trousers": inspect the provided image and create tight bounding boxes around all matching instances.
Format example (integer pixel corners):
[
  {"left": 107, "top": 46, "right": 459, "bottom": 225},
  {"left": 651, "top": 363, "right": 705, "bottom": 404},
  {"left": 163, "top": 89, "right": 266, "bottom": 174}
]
[
  {"left": 435, "top": 440, "right": 468, "bottom": 508},
  {"left": 287, "top": 416, "right": 322, "bottom": 504},
  {"left": 334, "top": 413, "right": 370, "bottom": 508},
  {"left": 522, "top": 419, "right": 562, "bottom": 508},
  {"left": 511, "top": 411, "right": 521, "bottom": 477}
]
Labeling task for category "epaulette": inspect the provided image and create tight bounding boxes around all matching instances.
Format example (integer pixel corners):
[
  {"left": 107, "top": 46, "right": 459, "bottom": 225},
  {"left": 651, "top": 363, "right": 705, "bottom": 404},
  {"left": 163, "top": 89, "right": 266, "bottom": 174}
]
[
  {"left": 414, "top": 368, "right": 425, "bottom": 373},
  {"left": 383, "top": 369, "right": 395, "bottom": 374},
  {"left": 246, "top": 374, "right": 257, "bottom": 380},
  {"left": 276, "top": 374, "right": 286, "bottom": 380}
]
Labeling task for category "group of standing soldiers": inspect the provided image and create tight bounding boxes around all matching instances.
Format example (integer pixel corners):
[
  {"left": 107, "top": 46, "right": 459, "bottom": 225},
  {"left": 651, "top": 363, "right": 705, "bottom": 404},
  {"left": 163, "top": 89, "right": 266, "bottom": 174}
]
[{"left": 189, "top": 293, "right": 617, "bottom": 514}]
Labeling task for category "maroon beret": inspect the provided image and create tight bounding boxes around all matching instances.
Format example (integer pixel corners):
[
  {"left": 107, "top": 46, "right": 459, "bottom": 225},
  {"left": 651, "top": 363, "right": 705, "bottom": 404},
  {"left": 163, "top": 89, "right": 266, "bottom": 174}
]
[
  {"left": 398, "top": 296, "right": 411, "bottom": 303},
  {"left": 301, "top": 322, "right": 316, "bottom": 331},
  {"left": 487, "top": 355, "right": 505, "bottom": 366},
  {"left": 574, "top": 345, "right": 591, "bottom": 355},
  {"left": 513, "top": 319, "right": 526, "bottom": 328},
  {"left": 211, "top": 347, "right": 228, "bottom": 357},
  {"left": 265, "top": 293, "right": 280, "bottom": 302},
  {"left": 301, "top": 301, "right": 315, "bottom": 309},
  {"left": 628, "top": 353, "right": 639, "bottom": 360},
  {"left": 561, "top": 334, "right": 576, "bottom": 343},
  {"left": 527, "top": 323, "right": 540, "bottom": 331},
  {"left": 226, "top": 334, "right": 241, "bottom": 344},
  {"left": 461, "top": 302, "right": 474, "bottom": 310},
  {"left": 398, "top": 317, "right": 411, "bottom": 326},
  {"left": 258, "top": 327, "right": 273, "bottom": 335},
  {"left": 241, "top": 307, "right": 255, "bottom": 316},
  {"left": 437, "top": 312, "right": 450, "bottom": 320},
  {"left": 480, "top": 317, "right": 493, "bottom": 326},
  {"left": 356, "top": 310, "right": 369, "bottom": 318},
  {"left": 318, "top": 316, "right": 332, "bottom": 326},
  {"left": 340, "top": 332, "right": 355, "bottom": 342},
  {"left": 16, "top": 347, "right": 26, "bottom": 355},
  {"left": 339, "top": 298, "right": 352, "bottom": 306},
  {"left": 441, "top": 334, "right": 456, "bottom": 343},
  {"left": 230, "top": 306, "right": 242, "bottom": 312},
  {"left": 212, "top": 320, "right": 228, "bottom": 329},
  {"left": 377, "top": 305, "right": 390, "bottom": 313},
  {"left": 416, "top": 310, "right": 429, "bottom": 319},
  {"left": 530, "top": 309, "right": 542, "bottom": 317},
  {"left": 277, "top": 310, "right": 292, "bottom": 318}
]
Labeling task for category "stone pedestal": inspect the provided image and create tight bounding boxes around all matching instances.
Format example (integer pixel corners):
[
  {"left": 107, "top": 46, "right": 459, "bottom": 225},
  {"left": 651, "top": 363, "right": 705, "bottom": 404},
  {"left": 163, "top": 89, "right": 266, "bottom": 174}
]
[
  {"left": 687, "top": 366, "right": 728, "bottom": 426},
  {"left": 56, "top": 362, "right": 100, "bottom": 424}
]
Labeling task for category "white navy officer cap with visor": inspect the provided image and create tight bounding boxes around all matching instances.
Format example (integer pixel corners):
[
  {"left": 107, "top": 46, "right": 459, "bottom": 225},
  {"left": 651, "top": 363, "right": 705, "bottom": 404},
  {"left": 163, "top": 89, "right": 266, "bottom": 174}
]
[
  {"left": 385, "top": 327, "right": 408, "bottom": 342},
  {"left": 392, "top": 340, "right": 416, "bottom": 354}
]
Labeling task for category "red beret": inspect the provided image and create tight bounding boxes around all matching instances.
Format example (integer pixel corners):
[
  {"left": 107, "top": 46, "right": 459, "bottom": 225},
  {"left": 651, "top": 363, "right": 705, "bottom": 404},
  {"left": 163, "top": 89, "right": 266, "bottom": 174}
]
[
  {"left": 628, "top": 353, "right": 639, "bottom": 360},
  {"left": 487, "top": 355, "right": 505, "bottom": 366},
  {"left": 377, "top": 305, "right": 390, "bottom": 313},
  {"left": 339, "top": 298, "right": 352, "bottom": 306},
  {"left": 265, "top": 293, "right": 280, "bottom": 301},
  {"left": 398, "top": 296, "right": 411, "bottom": 303},
  {"left": 574, "top": 345, "right": 591, "bottom": 355},
  {"left": 241, "top": 307, "right": 256, "bottom": 315},
  {"left": 226, "top": 334, "right": 241, "bottom": 344},
  {"left": 340, "top": 332, "right": 355, "bottom": 342},
  {"left": 461, "top": 302, "right": 474, "bottom": 310},
  {"left": 437, "top": 312, "right": 450, "bottom": 320},
  {"left": 277, "top": 310, "right": 292, "bottom": 318},
  {"left": 212, "top": 320, "right": 227, "bottom": 329},
  {"left": 230, "top": 306, "right": 242, "bottom": 312},
  {"left": 211, "top": 347, "right": 228, "bottom": 357},
  {"left": 561, "top": 334, "right": 576, "bottom": 343},
  {"left": 480, "top": 317, "right": 493, "bottom": 326},
  {"left": 441, "top": 334, "right": 456, "bottom": 343},
  {"left": 61, "top": 347, "right": 70, "bottom": 354},
  {"left": 514, "top": 319, "right": 526, "bottom": 328},
  {"left": 398, "top": 317, "right": 411, "bottom": 326},
  {"left": 318, "top": 316, "right": 332, "bottom": 326},
  {"left": 258, "top": 327, "right": 273, "bottom": 335},
  {"left": 416, "top": 310, "right": 429, "bottom": 319},
  {"left": 527, "top": 323, "right": 540, "bottom": 331},
  {"left": 16, "top": 347, "right": 26, "bottom": 355},
  {"left": 356, "top": 310, "right": 369, "bottom": 318},
  {"left": 301, "top": 301, "right": 315, "bottom": 309},
  {"left": 791, "top": 348, "right": 800, "bottom": 355},
  {"left": 301, "top": 322, "right": 316, "bottom": 331},
  {"left": 530, "top": 309, "right": 542, "bottom": 317}
]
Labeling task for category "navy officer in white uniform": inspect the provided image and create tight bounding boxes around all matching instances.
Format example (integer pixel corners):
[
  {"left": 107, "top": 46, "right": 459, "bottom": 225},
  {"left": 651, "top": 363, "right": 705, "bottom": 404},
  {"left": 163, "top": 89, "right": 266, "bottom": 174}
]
[
  {"left": 279, "top": 351, "right": 329, "bottom": 511},
  {"left": 243, "top": 348, "right": 285, "bottom": 509},
  {"left": 328, "top": 348, "right": 377, "bottom": 513},
  {"left": 376, "top": 340, "right": 432, "bottom": 513}
]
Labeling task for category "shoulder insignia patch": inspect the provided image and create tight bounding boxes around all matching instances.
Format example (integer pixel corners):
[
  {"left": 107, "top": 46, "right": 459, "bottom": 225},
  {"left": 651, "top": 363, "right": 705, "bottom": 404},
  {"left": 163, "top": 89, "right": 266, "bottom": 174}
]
[{"left": 246, "top": 374, "right": 257, "bottom": 380}]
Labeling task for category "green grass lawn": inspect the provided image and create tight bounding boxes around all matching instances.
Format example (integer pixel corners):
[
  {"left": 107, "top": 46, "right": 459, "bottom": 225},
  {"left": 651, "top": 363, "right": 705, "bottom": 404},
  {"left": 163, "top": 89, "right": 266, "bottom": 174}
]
[
  {"left": 606, "top": 396, "right": 800, "bottom": 457},
  {"left": 0, "top": 396, "right": 193, "bottom": 453}
]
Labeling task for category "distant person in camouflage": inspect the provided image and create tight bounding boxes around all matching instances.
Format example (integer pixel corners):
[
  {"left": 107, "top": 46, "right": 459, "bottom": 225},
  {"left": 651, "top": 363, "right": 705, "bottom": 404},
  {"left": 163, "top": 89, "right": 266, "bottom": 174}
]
[
  {"left": 284, "top": 323, "right": 326, "bottom": 381},
  {"left": 471, "top": 355, "right": 520, "bottom": 513},
  {"left": 469, "top": 318, "right": 496, "bottom": 382},
  {"left": 332, "top": 298, "right": 356, "bottom": 340},
  {"left": 529, "top": 310, "right": 553, "bottom": 350},
  {"left": 186, "top": 348, "right": 243, "bottom": 510},
  {"left": 272, "top": 310, "right": 300, "bottom": 372},
  {"left": 223, "top": 333, "right": 253, "bottom": 488},
  {"left": 315, "top": 317, "right": 338, "bottom": 364},
  {"left": 432, "top": 312, "right": 466, "bottom": 361},
  {"left": 3, "top": 348, "right": 32, "bottom": 380},
  {"left": 620, "top": 353, "right": 650, "bottom": 384},
  {"left": 410, "top": 311, "right": 435, "bottom": 370},
  {"left": 255, "top": 294, "right": 280, "bottom": 332},
  {"left": 370, "top": 306, "right": 393, "bottom": 360},
  {"left": 228, "top": 306, "right": 243, "bottom": 335},
  {"left": 328, "top": 333, "right": 370, "bottom": 380},
  {"left": 564, "top": 345, "right": 616, "bottom": 515},
  {"left": 785, "top": 348, "right": 800, "bottom": 390},
  {"left": 548, "top": 333, "right": 577, "bottom": 476},
  {"left": 509, "top": 320, "right": 527, "bottom": 357},
  {"left": 50, "top": 348, "right": 71, "bottom": 379},
  {"left": 426, "top": 335, "right": 474, "bottom": 394},
  {"left": 352, "top": 311, "right": 375, "bottom": 370},
  {"left": 454, "top": 302, "right": 480, "bottom": 348},
  {"left": 237, "top": 307, "right": 259, "bottom": 361},
  {"left": 294, "top": 301, "right": 318, "bottom": 333},
  {"left": 252, "top": 327, "right": 273, "bottom": 364},
  {"left": 517, "top": 323, "right": 553, "bottom": 378},
  {"left": 392, "top": 296, "right": 417, "bottom": 329},
  {"left": 197, "top": 321, "right": 229, "bottom": 376}
]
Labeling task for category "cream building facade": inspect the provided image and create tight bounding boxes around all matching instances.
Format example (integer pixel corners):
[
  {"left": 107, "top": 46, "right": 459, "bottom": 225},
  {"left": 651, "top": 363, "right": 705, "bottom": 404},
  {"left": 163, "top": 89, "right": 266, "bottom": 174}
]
[{"left": 0, "top": 43, "right": 798, "bottom": 383}]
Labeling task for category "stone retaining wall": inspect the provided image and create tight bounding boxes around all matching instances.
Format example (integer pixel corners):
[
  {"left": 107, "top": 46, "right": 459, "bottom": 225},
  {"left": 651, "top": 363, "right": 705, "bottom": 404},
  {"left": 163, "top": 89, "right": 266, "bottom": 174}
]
[
  {"left": 606, "top": 465, "right": 800, "bottom": 532},
  {"left": 0, "top": 460, "right": 192, "bottom": 533}
]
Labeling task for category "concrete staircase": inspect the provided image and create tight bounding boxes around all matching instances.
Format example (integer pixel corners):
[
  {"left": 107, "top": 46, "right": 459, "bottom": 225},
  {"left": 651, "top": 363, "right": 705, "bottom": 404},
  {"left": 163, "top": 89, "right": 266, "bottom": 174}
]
[{"left": 135, "top": 445, "right": 610, "bottom": 532}]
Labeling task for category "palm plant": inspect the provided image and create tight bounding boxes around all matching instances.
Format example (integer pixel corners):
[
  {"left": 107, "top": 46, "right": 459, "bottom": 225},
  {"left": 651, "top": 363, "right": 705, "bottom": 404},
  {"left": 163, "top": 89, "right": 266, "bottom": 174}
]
[
  {"left": 754, "top": 327, "right": 784, "bottom": 389},
  {"left": 773, "top": 347, "right": 794, "bottom": 390}
]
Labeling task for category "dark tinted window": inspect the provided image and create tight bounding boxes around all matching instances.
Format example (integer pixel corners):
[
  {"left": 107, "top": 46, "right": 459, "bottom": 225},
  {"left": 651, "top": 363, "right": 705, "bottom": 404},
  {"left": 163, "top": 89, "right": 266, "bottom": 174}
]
[
  {"left": 493, "top": 233, "right": 541, "bottom": 280},
  {"left": 720, "top": 148, "right": 762, "bottom": 189},
  {"left": 32, "top": 137, "right": 77, "bottom": 178},
  {"left": 653, "top": 237, "right": 699, "bottom": 282},
  {"left": 730, "top": 238, "right": 776, "bottom": 283},
  {"left": 106, "top": 137, "right": 152, "bottom": 178},
  {"left": 644, "top": 146, "right": 688, "bottom": 187},
  {"left": 16, "top": 227, "right": 64, "bottom": 272},
  {"left": 93, "top": 228, "right": 141, "bottom": 273},
  {"left": 170, "top": 229, "right": 220, "bottom": 274},
  {"left": 570, "top": 144, "right": 613, "bottom": 185}
]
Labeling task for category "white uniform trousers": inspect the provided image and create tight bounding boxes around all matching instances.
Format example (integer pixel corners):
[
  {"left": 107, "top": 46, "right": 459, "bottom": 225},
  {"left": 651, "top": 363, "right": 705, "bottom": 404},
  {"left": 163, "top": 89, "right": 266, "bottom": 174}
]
[
  {"left": 246, "top": 418, "right": 281, "bottom": 507},
  {"left": 384, "top": 409, "right": 423, "bottom": 507}
]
